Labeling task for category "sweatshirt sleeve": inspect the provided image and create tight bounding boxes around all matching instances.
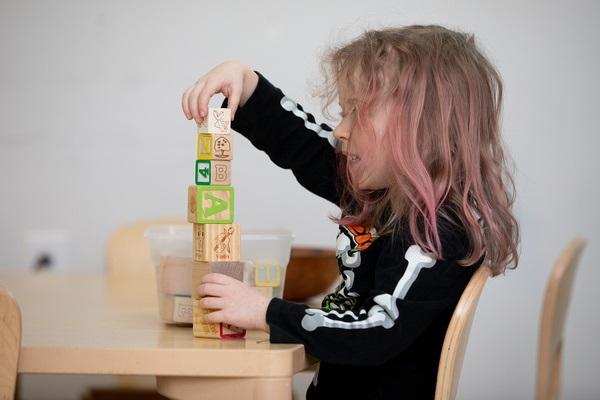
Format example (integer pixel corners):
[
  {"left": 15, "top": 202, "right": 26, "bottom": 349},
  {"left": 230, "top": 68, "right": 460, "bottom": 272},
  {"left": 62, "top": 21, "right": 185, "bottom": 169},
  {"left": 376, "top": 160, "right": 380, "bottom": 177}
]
[
  {"left": 265, "top": 233, "right": 479, "bottom": 367},
  {"left": 222, "top": 71, "right": 340, "bottom": 205}
]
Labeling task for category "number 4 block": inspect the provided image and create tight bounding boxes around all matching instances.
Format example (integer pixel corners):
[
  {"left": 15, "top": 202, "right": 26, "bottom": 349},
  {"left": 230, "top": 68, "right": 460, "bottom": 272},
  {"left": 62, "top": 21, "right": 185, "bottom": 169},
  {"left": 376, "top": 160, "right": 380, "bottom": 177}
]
[
  {"left": 195, "top": 160, "right": 231, "bottom": 186},
  {"left": 188, "top": 185, "right": 234, "bottom": 224}
]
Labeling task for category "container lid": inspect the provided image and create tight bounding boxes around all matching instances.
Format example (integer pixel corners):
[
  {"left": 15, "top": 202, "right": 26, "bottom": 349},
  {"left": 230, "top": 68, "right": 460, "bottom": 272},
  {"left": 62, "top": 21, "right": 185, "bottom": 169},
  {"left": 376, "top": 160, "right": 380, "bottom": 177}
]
[{"left": 144, "top": 224, "right": 295, "bottom": 242}]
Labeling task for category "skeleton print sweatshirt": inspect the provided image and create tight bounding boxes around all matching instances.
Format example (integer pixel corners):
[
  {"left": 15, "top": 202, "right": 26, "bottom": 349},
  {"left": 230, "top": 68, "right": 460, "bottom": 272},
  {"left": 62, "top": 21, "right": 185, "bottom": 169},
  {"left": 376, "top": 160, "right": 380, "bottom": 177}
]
[{"left": 223, "top": 72, "right": 481, "bottom": 400}]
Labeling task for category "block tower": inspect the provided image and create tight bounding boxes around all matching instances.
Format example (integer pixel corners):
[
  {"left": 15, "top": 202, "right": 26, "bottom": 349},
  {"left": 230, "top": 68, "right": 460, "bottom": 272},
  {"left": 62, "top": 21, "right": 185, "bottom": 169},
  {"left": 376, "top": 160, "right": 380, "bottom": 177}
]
[{"left": 189, "top": 107, "right": 245, "bottom": 339}]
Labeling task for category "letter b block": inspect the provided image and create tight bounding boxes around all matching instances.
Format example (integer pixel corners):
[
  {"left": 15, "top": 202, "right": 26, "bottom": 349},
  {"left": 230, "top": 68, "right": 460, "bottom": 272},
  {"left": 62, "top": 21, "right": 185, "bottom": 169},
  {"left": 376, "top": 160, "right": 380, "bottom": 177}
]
[
  {"left": 195, "top": 160, "right": 231, "bottom": 186},
  {"left": 188, "top": 185, "right": 234, "bottom": 224}
]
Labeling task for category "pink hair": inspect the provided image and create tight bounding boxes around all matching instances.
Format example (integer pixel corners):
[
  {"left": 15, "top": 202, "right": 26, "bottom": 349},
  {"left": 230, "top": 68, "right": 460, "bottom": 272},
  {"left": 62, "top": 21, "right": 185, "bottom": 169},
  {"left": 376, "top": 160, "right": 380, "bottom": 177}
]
[{"left": 318, "top": 25, "right": 519, "bottom": 275}]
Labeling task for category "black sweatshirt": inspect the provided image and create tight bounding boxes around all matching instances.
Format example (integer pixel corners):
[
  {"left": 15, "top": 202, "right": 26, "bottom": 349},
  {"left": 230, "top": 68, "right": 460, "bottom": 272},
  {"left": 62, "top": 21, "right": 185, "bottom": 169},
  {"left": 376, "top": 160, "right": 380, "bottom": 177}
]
[{"left": 224, "top": 72, "right": 480, "bottom": 400}]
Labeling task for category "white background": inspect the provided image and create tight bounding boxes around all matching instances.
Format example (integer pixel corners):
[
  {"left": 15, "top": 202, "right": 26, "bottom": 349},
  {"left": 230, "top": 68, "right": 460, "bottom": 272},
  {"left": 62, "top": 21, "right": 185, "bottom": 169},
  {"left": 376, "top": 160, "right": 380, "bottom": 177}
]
[{"left": 1, "top": 0, "right": 598, "bottom": 398}]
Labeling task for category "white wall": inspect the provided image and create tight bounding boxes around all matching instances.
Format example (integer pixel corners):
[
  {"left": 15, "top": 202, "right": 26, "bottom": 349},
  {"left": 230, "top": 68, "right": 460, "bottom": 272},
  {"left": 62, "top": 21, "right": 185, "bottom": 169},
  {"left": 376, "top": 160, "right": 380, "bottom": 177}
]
[{"left": 1, "top": 0, "right": 598, "bottom": 399}]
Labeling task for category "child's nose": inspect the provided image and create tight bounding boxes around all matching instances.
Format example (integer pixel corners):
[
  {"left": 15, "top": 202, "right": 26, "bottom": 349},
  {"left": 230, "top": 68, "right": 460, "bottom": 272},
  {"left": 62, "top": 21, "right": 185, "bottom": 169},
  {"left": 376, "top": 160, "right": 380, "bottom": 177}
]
[{"left": 333, "top": 123, "right": 350, "bottom": 141}]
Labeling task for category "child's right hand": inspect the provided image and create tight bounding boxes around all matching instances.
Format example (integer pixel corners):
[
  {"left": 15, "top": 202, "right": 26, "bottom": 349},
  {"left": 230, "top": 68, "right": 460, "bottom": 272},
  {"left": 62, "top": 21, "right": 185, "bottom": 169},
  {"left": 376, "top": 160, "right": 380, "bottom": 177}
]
[{"left": 182, "top": 61, "right": 259, "bottom": 124}]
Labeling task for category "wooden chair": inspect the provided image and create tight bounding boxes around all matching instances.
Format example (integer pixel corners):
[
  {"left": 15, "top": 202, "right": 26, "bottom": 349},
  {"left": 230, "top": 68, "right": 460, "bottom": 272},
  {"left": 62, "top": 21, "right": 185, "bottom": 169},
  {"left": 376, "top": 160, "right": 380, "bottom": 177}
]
[
  {"left": 100, "top": 218, "right": 185, "bottom": 397},
  {"left": 106, "top": 218, "right": 185, "bottom": 281},
  {"left": 0, "top": 287, "right": 22, "bottom": 400},
  {"left": 435, "top": 265, "right": 491, "bottom": 400},
  {"left": 283, "top": 247, "right": 339, "bottom": 302},
  {"left": 535, "top": 238, "right": 586, "bottom": 400}
]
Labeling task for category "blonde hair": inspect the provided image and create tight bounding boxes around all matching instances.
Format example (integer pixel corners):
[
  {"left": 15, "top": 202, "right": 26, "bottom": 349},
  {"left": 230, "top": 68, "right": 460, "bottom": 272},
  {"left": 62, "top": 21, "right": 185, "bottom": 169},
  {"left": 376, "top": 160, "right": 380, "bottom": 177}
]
[{"left": 319, "top": 25, "right": 519, "bottom": 275}]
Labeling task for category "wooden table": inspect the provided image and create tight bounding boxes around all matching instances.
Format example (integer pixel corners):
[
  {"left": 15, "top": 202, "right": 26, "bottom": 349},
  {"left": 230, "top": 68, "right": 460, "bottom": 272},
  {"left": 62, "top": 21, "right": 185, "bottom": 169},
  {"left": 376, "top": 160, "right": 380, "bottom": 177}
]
[{"left": 0, "top": 272, "right": 314, "bottom": 400}]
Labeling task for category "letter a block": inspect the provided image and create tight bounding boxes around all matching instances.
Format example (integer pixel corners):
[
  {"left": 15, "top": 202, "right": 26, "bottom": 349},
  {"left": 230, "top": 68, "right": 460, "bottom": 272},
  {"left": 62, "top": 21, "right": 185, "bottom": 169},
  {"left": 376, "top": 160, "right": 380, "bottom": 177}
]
[
  {"left": 195, "top": 160, "right": 231, "bottom": 186},
  {"left": 197, "top": 134, "right": 233, "bottom": 161},
  {"left": 198, "top": 107, "right": 231, "bottom": 134},
  {"left": 188, "top": 185, "right": 234, "bottom": 224},
  {"left": 193, "top": 223, "right": 240, "bottom": 262}
]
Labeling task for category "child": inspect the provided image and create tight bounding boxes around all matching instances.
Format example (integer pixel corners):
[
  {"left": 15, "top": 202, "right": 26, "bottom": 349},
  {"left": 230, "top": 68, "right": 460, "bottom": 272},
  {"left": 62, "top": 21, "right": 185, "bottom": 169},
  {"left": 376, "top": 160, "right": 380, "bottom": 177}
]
[{"left": 182, "top": 25, "right": 519, "bottom": 399}]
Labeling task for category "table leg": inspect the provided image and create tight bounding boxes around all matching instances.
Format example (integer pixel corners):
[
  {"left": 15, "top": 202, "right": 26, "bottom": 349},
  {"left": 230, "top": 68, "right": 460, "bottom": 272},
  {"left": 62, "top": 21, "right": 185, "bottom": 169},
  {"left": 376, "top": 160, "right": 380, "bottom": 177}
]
[{"left": 156, "top": 376, "right": 292, "bottom": 400}]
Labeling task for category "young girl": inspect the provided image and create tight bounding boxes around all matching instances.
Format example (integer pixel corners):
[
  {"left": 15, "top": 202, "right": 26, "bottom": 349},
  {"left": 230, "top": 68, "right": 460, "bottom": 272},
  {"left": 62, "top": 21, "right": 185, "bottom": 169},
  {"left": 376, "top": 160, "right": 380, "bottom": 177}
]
[{"left": 182, "top": 25, "right": 519, "bottom": 399}]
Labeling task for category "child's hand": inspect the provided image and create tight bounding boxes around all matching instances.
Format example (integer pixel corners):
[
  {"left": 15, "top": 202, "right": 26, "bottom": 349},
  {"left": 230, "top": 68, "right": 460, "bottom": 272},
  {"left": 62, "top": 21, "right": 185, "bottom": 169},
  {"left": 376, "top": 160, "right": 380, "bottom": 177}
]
[
  {"left": 182, "top": 61, "right": 259, "bottom": 124},
  {"left": 197, "top": 273, "right": 271, "bottom": 332}
]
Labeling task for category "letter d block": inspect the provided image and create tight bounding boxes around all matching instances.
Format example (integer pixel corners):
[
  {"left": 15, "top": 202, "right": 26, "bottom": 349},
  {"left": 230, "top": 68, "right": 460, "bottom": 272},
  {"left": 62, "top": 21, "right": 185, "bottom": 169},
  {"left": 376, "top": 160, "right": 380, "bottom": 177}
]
[
  {"left": 188, "top": 185, "right": 234, "bottom": 224},
  {"left": 195, "top": 160, "right": 231, "bottom": 186}
]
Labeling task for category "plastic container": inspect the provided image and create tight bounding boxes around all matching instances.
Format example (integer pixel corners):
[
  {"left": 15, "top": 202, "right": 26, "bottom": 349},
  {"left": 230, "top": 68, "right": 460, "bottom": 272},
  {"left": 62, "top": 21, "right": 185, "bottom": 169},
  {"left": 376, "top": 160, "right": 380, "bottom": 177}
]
[{"left": 144, "top": 224, "right": 294, "bottom": 324}]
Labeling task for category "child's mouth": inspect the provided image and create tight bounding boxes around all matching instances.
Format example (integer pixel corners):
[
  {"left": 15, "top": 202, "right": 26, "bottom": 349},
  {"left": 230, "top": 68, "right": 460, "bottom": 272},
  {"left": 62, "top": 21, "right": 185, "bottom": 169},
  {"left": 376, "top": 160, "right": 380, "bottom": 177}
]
[{"left": 349, "top": 154, "right": 360, "bottom": 162}]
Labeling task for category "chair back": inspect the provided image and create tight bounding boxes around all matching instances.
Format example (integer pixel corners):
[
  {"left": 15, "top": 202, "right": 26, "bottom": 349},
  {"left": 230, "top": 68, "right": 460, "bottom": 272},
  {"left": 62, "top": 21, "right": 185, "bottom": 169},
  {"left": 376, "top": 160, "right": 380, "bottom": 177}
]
[
  {"left": 105, "top": 218, "right": 185, "bottom": 280},
  {"left": 536, "top": 238, "right": 586, "bottom": 400},
  {"left": 0, "top": 287, "right": 22, "bottom": 400},
  {"left": 435, "top": 265, "right": 491, "bottom": 400}
]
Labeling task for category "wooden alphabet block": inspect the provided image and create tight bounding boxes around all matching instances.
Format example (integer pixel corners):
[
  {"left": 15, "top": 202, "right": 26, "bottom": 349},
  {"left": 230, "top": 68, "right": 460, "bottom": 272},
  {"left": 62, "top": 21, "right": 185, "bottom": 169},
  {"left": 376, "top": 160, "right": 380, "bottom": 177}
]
[
  {"left": 192, "top": 260, "right": 247, "bottom": 339},
  {"left": 187, "top": 185, "right": 234, "bottom": 224},
  {"left": 158, "top": 256, "right": 193, "bottom": 296},
  {"left": 197, "top": 133, "right": 233, "bottom": 160},
  {"left": 254, "top": 262, "right": 282, "bottom": 287},
  {"left": 193, "top": 223, "right": 240, "bottom": 262},
  {"left": 198, "top": 107, "right": 231, "bottom": 134},
  {"left": 195, "top": 160, "right": 232, "bottom": 186},
  {"left": 192, "top": 299, "right": 220, "bottom": 338},
  {"left": 192, "top": 300, "right": 245, "bottom": 339},
  {"left": 160, "top": 294, "right": 192, "bottom": 324},
  {"left": 220, "top": 323, "right": 246, "bottom": 338}
]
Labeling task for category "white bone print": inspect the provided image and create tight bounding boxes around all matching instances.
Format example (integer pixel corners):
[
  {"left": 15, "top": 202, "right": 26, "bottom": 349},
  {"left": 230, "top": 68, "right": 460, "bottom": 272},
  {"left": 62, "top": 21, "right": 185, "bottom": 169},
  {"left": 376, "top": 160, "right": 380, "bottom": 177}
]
[{"left": 301, "top": 245, "right": 436, "bottom": 331}]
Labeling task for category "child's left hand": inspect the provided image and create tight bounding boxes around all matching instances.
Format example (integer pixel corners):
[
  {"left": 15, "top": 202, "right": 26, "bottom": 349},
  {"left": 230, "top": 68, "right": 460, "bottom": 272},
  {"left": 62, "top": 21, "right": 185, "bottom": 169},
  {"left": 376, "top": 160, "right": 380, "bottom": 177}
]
[{"left": 197, "top": 273, "right": 271, "bottom": 332}]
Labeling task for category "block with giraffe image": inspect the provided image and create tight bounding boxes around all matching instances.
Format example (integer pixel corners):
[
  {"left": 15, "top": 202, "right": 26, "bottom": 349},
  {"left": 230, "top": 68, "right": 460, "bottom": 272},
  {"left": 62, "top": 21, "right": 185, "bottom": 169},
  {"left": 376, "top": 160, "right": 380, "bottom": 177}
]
[{"left": 192, "top": 223, "right": 241, "bottom": 262}]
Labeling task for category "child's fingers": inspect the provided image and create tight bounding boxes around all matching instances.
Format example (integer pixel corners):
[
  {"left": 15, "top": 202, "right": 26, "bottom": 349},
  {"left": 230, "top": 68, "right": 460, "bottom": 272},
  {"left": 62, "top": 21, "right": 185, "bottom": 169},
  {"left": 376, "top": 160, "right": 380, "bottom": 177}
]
[
  {"left": 187, "top": 80, "right": 206, "bottom": 124},
  {"left": 197, "top": 79, "right": 222, "bottom": 120},
  {"left": 227, "top": 84, "right": 242, "bottom": 121},
  {"left": 202, "top": 309, "right": 225, "bottom": 324},
  {"left": 181, "top": 86, "right": 193, "bottom": 119},
  {"left": 199, "top": 296, "right": 224, "bottom": 310},
  {"left": 197, "top": 281, "right": 227, "bottom": 298}
]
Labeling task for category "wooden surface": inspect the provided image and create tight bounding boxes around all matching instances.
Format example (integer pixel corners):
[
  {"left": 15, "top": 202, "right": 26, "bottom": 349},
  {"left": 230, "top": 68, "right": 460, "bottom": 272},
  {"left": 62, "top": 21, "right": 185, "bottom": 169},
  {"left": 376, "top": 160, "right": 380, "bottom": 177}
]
[
  {"left": 0, "top": 287, "right": 21, "bottom": 400},
  {"left": 536, "top": 238, "right": 586, "bottom": 400},
  {"left": 435, "top": 265, "right": 491, "bottom": 400},
  {"left": 0, "top": 272, "right": 311, "bottom": 378}
]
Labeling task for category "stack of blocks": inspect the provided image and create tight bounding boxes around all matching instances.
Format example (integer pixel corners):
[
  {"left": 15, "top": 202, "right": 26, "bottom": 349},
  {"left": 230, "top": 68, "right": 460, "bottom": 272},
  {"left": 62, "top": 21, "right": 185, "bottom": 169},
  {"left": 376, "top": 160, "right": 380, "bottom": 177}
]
[{"left": 189, "top": 108, "right": 246, "bottom": 339}]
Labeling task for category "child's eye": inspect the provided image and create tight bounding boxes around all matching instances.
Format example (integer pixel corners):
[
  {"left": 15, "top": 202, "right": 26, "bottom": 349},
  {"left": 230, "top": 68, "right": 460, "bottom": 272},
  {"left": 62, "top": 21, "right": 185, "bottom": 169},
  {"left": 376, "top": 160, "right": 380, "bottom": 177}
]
[{"left": 339, "top": 106, "right": 356, "bottom": 119}]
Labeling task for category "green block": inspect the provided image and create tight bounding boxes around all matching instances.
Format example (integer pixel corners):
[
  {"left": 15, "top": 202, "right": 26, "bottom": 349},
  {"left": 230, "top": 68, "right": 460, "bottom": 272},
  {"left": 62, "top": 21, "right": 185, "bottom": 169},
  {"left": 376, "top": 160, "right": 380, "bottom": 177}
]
[
  {"left": 195, "top": 160, "right": 211, "bottom": 185},
  {"left": 196, "top": 185, "right": 234, "bottom": 224}
]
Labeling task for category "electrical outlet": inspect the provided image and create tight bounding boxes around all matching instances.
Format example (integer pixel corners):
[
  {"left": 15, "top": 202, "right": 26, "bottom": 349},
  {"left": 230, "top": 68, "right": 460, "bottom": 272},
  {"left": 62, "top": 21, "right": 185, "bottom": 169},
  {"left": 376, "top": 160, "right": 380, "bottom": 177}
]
[{"left": 24, "top": 229, "right": 70, "bottom": 272}]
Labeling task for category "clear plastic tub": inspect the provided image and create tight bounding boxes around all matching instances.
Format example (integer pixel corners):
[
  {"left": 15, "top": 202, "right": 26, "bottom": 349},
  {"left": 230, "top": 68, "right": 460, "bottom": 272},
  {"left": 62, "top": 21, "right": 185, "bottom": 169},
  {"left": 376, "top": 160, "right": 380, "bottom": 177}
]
[{"left": 144, "top": 224, "right": 294, "bottom": 324}]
